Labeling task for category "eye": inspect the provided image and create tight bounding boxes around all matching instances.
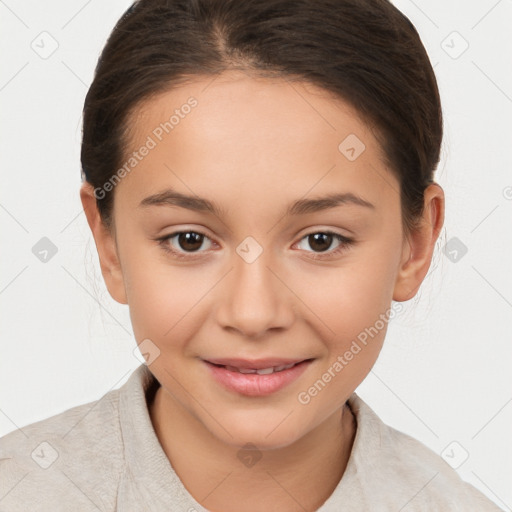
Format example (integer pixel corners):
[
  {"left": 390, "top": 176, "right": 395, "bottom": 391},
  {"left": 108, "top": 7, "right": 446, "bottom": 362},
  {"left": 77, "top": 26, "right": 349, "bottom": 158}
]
[
  {"left": 295, "top": 231, "right": 354, "bottom": 258},
  {"left": 156, "top": 230, "right": 214, "bottom": 259},
  {"left": 155, "top": 229, "right": 354, "bottom": 261}
]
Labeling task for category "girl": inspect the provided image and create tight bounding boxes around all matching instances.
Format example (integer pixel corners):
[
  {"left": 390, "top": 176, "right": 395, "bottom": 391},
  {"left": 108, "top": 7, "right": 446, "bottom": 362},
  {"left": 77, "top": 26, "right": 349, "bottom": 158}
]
[{"left": 0, "top": 0, "right": 504, "bottom": 510}]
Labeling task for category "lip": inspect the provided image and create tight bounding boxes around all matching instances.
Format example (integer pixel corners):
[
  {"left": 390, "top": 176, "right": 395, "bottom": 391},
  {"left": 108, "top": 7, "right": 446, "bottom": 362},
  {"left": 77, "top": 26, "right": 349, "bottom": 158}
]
[
  {"left": 204, "top": 357, "right": 307, "bottom": 370},
  {"left": 203, "top": 358, "right": 314, "bottom": 397}
]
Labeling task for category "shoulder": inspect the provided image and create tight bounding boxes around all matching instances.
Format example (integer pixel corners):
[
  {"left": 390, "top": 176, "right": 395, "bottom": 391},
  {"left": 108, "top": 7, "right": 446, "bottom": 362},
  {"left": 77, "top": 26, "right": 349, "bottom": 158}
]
[
  {"left": 343, "top": 394, "right": 503, "bottom": 511},
  {"left": 0, "top": 384, "right": 124, "bottom": 511}
]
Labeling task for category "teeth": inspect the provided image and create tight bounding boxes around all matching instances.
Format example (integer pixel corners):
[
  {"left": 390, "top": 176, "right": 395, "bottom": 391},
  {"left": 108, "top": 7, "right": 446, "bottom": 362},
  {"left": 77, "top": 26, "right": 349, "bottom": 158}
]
[
  {"left": 225, "top": 365, "right": 244, "bottom": 372},
  {"left": 256, "top": 367, "right": 274, "bottom": 375},
  {"left": 222, "top": 362, "right": 299, "bottom": 374},
  {"left": 238, "top": 368, "right": 257, "bottom": 374}
]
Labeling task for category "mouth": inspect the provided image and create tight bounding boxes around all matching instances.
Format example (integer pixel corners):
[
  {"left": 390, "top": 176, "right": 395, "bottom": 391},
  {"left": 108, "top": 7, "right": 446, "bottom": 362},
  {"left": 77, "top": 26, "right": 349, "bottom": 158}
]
[
  {"left": 206, "top": 360, "right": 307, "bottom": 374},
  {"left": 202, "top": 358, "right": 314, "bottom": 396}
]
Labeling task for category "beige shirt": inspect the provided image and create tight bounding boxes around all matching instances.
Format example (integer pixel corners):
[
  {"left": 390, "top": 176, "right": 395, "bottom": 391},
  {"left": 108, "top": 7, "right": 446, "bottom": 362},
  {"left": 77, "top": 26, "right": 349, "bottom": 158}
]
[{"left": 0, "top": 364, "right": 503, "bottom": 511}]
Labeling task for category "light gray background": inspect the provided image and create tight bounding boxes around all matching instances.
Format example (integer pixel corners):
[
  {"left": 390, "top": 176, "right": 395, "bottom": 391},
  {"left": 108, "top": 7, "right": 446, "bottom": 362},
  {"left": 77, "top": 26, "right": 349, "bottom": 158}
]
[{"left": 1, "top": 0, "right": 511, "bottom": 509}]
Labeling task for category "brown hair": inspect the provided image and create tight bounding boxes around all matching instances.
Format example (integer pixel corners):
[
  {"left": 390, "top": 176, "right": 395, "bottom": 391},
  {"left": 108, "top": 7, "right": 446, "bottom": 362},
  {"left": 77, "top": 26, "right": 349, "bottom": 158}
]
[{"left": 81, "top": 0, "right": 442, "bottom": 234}]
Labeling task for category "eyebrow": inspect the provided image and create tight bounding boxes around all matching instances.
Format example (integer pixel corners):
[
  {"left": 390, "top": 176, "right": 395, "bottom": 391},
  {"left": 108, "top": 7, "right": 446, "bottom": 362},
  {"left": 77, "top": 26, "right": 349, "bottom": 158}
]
[{"left": 138, "top": 188, "right": 375, "bottom": 216}]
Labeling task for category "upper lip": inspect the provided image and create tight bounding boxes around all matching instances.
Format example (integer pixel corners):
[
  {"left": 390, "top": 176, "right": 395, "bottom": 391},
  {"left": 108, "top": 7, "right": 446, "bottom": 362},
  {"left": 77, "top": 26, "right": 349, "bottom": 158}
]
[{"left": 204, "top": 358, "right": 310, "bottom": 370}]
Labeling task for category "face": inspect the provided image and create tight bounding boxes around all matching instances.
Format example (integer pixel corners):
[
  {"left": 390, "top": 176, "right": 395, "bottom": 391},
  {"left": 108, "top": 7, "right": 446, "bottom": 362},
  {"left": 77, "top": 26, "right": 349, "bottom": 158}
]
[{"left": 85, "top": 70, "right": 434, "bottom": 450}]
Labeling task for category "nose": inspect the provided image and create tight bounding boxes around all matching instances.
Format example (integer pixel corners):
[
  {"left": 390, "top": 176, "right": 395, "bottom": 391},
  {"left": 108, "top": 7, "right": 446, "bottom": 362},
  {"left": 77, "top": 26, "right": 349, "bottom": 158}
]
[{"left": 216, "top": 248, "right": 295, "bottom": 339}]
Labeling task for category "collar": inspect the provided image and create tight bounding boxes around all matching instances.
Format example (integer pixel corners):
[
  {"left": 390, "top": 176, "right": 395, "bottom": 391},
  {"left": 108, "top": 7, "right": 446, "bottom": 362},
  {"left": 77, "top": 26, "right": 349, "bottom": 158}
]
[{"left": 117, "top": 363, "right": 376, "bottom": 511}]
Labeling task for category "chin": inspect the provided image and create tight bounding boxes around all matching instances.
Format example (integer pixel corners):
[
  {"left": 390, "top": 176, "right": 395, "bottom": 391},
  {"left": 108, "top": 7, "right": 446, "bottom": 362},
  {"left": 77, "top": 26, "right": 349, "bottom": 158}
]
[{"left": 204, "top": 411, "right": 309, "bottom": 451}]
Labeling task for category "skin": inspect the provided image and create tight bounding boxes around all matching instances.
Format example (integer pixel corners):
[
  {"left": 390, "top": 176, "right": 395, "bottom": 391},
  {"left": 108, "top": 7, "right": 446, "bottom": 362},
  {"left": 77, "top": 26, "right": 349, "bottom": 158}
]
[{"left": 80, "top": 70, "right": 444, "bottom": 511}]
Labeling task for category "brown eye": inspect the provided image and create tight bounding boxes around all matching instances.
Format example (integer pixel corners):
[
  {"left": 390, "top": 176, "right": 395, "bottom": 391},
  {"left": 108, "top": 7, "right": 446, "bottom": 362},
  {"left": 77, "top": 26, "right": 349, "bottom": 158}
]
[
  {"left": 176, "top": 232, "right": 205, "bottom": 252},
  {"left": 296, "top": 231, "right": 354, "bottom": 259},
  {"left": 157, "top": 230, "right": 213, "bottom": 258},
  {"left": 307, "top": 233, "right": 334, "bottom": 252}
]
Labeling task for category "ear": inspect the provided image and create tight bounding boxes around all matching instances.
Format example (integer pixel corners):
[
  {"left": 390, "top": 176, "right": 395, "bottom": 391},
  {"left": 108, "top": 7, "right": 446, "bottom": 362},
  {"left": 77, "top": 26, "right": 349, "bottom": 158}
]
[
  {"left": 80, "top": 182, "right": 128, "bottom": 305},
  {"left": 393, "top": 183, "right": 445, "bottom": 302}
]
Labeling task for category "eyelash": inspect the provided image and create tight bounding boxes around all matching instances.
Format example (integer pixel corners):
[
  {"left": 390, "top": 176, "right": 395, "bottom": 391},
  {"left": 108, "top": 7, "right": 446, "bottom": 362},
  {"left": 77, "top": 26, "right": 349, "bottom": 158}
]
[{"left": 155, "top": 229, "right": 355, "bottom": 261}]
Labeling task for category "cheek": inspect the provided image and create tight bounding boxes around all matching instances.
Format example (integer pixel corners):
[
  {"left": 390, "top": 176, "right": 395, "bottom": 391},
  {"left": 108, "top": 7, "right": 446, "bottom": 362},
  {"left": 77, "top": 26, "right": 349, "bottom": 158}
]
[
  {"left": 294, "top": 250, "right": 397, "bottom": 340},
  {"left": 122, "top": 249, "right": 209, "bottom": 346},
  {"left": 291, "top": 245, "right": 398, "bottom": 391}
]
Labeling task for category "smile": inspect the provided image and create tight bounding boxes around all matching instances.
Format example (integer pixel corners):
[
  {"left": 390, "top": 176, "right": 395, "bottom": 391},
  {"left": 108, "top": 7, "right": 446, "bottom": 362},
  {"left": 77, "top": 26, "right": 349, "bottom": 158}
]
[
  {"left": 203, "top": 358, "right": 314, "bottom": 396},
  {"left": 222, "top": 362, "right": 298, "bottom": 374}
]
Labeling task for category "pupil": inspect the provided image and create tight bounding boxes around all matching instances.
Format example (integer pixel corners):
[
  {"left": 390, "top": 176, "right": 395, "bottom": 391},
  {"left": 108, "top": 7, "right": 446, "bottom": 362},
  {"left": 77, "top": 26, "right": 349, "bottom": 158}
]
[
  {"left": 309, "top": 233, "right": 332, "bottom": 252},
  {"left": 176, "top": 232, "right": 334, "bottom": 253},
  {"left": 179, "top": 232, "right": 203, "bottom": 251}
]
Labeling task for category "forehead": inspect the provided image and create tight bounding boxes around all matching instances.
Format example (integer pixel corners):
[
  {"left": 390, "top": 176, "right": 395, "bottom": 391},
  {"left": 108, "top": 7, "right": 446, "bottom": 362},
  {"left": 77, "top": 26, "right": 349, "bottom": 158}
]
[{"left": 115, "top": 71, "right": 399, "bottom": 216}]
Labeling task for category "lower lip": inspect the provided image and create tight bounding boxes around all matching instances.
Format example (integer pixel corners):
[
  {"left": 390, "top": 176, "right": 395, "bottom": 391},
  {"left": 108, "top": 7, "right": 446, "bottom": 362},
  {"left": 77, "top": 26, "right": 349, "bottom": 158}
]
[{"left": 203, "top": 360, "right": 312, "bottom": 397}]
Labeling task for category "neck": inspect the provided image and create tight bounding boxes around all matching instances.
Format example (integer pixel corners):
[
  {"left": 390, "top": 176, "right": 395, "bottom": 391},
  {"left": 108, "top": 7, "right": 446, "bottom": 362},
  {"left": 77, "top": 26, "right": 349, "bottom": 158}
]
[{"left": 149, "top": 386, "right": 356, "bottom": 512}]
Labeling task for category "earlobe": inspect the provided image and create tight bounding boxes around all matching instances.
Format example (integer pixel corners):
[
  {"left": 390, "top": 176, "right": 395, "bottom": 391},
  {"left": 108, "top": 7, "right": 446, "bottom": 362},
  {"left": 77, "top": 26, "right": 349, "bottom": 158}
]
[
  {"left": 79, "top": 182, "right": 128, "bottom": 305},
  {"left": 392, "top": 183, "right": 445, "bottom": 302}
]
